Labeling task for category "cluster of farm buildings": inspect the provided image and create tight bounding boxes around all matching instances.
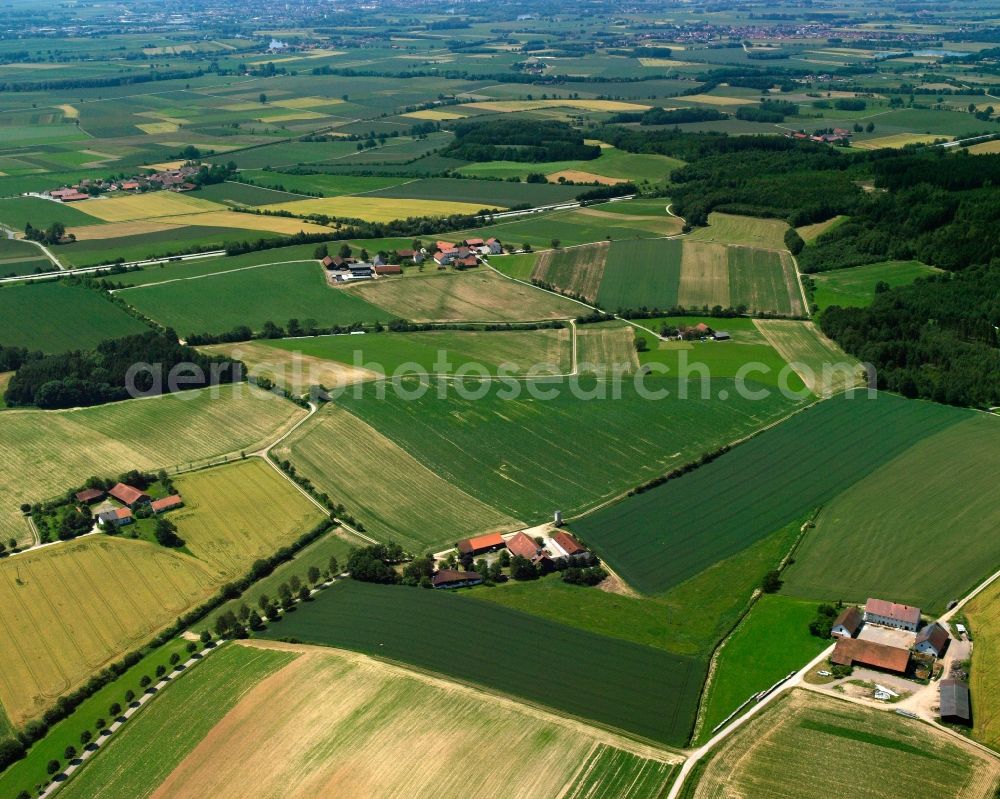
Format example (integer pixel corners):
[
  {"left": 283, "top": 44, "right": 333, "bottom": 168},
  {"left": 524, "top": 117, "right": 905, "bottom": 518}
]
[
  {"left": 828, "top": 597, "right": 971, "bottom": 725},
  {"left": 786, "top": 127, "right": 853, "bottom": 144},
  {"left": 74, "top": 482, "right": 183, "bottom": 528},
  {"left": 431, "top": 528, "right": 589, "bottom": 589},
  {"left": 43, "top": 165, "right": 201, "bottom": 203},
  {"left": 665, "top": 322, "right": 731, "bottom": 342},
  {"left": 321, "top": 237, "right": 504, "bottom": 282}
]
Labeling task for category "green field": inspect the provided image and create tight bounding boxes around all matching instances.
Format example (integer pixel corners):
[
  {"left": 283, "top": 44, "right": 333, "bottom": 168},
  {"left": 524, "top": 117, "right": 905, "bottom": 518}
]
[
  {"left": 572, "top": 393, "right": 970, "bottom": 595},
  {"left": 190, "top": 181, "right": 307, "bottom": 206},
  {"left": 781, "top": 413, "right": 1000, "bottom": 613},
  {"left": 0, "top": 196, "right": 100, "bottom": 229},
  {"left": 0, "top": 280, "right": 151, "bottom": 352},
  {"left": 335, "top": 375, "right": 800, "bottom": 525},
  {"left": 118, "top": 260, "right": 390, "bottom": 337},
  {"left": 56, "top": 644, "right": 297, "bottom": 799},
  {"left": 0, "top": 237, "right": 52, "bottom": 278},
  {"left": 810, "top": 260, "right": 941, "bottom": 309},
  {"left": 264, "top": 326, "right": 572, "bottom": 376},
  {"left": 686, "top": 212, "right": 789, "bottom": 250},
  {"left": 258, "top": 580, "right": 703, "bottom": 747},
  {"left": 489, "top": 252, "right": 537, "bottom": 280},
  {"left": 273, "top": 403, "right": 521, "bottom": 551},
  {"left": 596, "top": 238, "right": 682, "bottom": 310},
  {"left": 727, "top": 247, "right": 803, "bottom": 316},
  {"left": 238, "top": 171, "right": 404, "bottom": 196},
  {"left": 533, "top": 242, "right": 608, "bottom": 302},
  {"left": 565, "top": 745, "right": 677, "bottom": 799},
  {"left": 691, "top": 690, "right": 1000, "bottom": 799},
  {"left": 369, "top": 176, "right": 581, "bottom": 206},
  {"left": 696, "top": 595, "right": 829, "bottom": 742}
]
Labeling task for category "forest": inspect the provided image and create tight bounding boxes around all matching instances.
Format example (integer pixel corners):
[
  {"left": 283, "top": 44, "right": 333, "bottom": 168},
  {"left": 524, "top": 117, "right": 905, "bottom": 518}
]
[{"left": 442, "top": 119, "right": 602, "bottom": 163}]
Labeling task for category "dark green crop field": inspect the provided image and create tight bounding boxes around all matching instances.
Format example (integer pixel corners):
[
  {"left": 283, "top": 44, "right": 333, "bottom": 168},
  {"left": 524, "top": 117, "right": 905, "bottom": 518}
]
[
  {"left": 337, "top": 375, "right": 801, "bottom": 523},
  {"left": 596, "top": 238, "right": 682, "bottom": 310},
  {"left": 259, "top": 580, "right": 703, "bottom": 747},
  {"left": 571, "top": 392, "right": 971, "bottom": 595},
  {"left": 0, "top": 196, "right": 100, "bottom": 230}
]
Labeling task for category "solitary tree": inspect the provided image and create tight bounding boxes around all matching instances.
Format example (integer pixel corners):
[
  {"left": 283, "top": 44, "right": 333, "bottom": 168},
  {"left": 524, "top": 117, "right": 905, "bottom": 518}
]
[{"left": 259, "top": 93, "right": 267, "bottom": 104}]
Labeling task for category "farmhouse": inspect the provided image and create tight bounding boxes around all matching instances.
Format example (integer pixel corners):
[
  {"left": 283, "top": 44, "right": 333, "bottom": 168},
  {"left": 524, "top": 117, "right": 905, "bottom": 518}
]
[
  {"left": 506, "top": 531, "right": 549, "bottom": 564},
  {"left": 550, "top": 530, "right": 587, "bottom": 560},
  {"left": 456, "top": 532, "right": 505, "bottom": 557},
  {"left": 151, "top": 495, "right": 184, "bottom": 514},
  {"left": 108, "top": 483, "right": 150, "bottom": 508},
  {"left": 456, "top": 255, "right": 480, "bottom": 269},
  {"left": 487, "top": 237, "right": 503, "bottom": 254},
  {"left": 74, "top": 488, "right": 106, "bottom": 505},
  {"left": 321, "top": 256, "right": 335, "bottom": 269},
  {"left": 431, "top": 569, "right": 483, "bottom": 589},
  {"left": 914, "top": 622, "right": 950, "bottom": 658},
  {"left": 864, "top": 598, "right": 921, "bottom": 632},
  {"left": 830, "top": 638, "right": 910, "bottom": 674},
  {"left": 434, "top": 248, "right": 458, "bottom": 265},
  {"left": 831, "top": 606, "right": 863, "bottom": 639},
  {"left": 938, "top": 679, "right": 971, "bottom": 725},
  {"left": 97, "top": 507, "right": 133, "bottom": 528}
]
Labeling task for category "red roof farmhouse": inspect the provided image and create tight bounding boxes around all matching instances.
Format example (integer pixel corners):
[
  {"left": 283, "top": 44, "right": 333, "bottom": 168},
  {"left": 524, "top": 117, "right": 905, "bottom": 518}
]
[
  {"left": 108, "top": 483, "right": 150, "bottom": 508},
  {"left": 455, "top": 532, "right": 505, "bottom": 557},
  {"left": 151, "top": 495, "right": 184, "bottom": 514},
  {"left": 830, "top": 638, "right": 910, "bottom": 674},
  {"left": 506, "top": 531, "right": 548, "bottom": 563},
  {"left": 863, "top": 598, "right": 921, "bottom": 631},
  {"left": 551, "top": 530, "right": 586, "bottom": 558}
]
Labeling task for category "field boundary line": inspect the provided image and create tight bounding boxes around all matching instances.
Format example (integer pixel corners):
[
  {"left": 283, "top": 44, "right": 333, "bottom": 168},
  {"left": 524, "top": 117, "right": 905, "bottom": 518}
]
[{"left": 111, "top": 258, "right": 318, "bottom": 292}]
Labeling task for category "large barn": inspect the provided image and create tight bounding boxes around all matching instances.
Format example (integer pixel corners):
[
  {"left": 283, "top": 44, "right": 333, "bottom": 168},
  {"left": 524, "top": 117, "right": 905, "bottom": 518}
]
[{"left": 863, "top": 598, "right": 921, "bottom": 632}]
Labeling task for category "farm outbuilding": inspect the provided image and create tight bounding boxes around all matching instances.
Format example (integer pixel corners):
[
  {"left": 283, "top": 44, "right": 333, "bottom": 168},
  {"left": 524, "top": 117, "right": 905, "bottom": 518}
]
[
  {"left": 74, "top": 488, "right": 105, "bottom": 505},
  {"left": 863, "top": 597, "right": 921, "bottom": 632},
  {"left": 506, "top": 531, "right": 549, "bottom": 564},
  {"left": 914, "top": 622, "right": 950, "bottom": 658},
  {"left": 831, "top": 606, "right": 863, "bottom": 638},
  {"left": 551, "top": 530, "right": 587, "bottom": 559},
  {"left": 456, "top": 532, "right": 505, "bottom": 557},
  {"left": 431, "top": 569, "right": 483, "bottom": 589},
  {"left": 151, "top": 495, "right": 184, "bottom": 514},
  {"left": 830, "top": 638, "right": 910, "bottom": 674},
  {"left": 108, "top": 483, "right": 150, "bottom": 508},
  {"left": 939, "top": 679, "right": 971, "bottom": 725},
  {"left": 97, "top": 507, "right": 133, "bottom": 527}
]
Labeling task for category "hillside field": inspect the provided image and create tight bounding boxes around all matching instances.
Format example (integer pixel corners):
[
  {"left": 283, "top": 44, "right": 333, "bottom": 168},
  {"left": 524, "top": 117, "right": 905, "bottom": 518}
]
[
  {"left": 336, "top": 375, "right": 800, "bottom": 524},
  {"left": 258, "top": 580, "right": 704, "bottom": 747},
  {"left": 781, "top": 413, "right": 1000, "bottom": 613},
  {"left": 0, "top": 281, "right": 151, "bottom": 352},
  {"left": 810, "top": 260, "right": 941, "bottom": 309},
  {"left": 273, "top": 404, "right": 521, "bottom": 551},
  {"left": 532, "top": 242, "right": 609, "bottom": 303},
  {"left": 171, "top": 458, "right": 325, "bottom": 579},
  {"left": 754, "top": 319, "right": 862, "bottom": 397},
  {"left": 596, "top": 238, "right": 682, "bottom": 310},
  {"left": 141, "top": 643, "right": 679, "bottom": 799},
  {"left": 965, "top": 577, "right": 1000, "bottom": 751},
  {"left": 118, "top": 260, "right": 391, "bottom": 337},
  {"left": 571, "top": 393, "right": 970, "bottom": 595},
  {"left": 0, "top": 537, "right": 219, "bottom": 727},
  {"left": 346, "top": 269, "right": 583, "bottom": 322},
  {"left": 56, "top": 644, "right": 297, "bottom": 799},
  {"left": 261, "top": 195, "right": 498, "bottom": 222},
  {"left": 690, "top": 690, "right": 1000, "bottom": 799},
  {"left": 0, "top": 385, "right": 304, "bottom": 546},
  {"left": 686, "top": 212, "right": 789, "bottom": 249}
]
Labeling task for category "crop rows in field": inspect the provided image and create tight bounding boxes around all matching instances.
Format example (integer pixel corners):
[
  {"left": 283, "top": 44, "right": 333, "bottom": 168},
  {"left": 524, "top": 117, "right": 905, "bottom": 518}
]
[
  {"left": 596, "top": 238, "right": 682, "bottom": 310},
  {"left": 565, "top": 745, "right": 677, "bottom": 799},
  {"left": 754, "top": 320, "right": 861, "bottom": 397},
  {"left": 0, "top": 537, "right": 219, "bottom": 727},
  {"left": 259, "top": 581, "right": 704, "bottom": 746},
  {"left": 336, "top": 375, "right": 800, "bottom": 524},
  {"left": 0, "top": 281, "right": 150, "bottom": 352},
  {"left": 782, "top": 413, "right": 1000, "bottom": 613},
  {"left": 532, "top": 242, "right": 609, "bottom": 302},
  {"left": 966, "top": 578, "right": 1000, "bottom": 751},
  {"left": 572, "top": 392, "right": 970, "bottom": 595},
  {"left": 57, "top": 645, "right": 296, "bottom": 799},
  {"left": 369, "top": 176, "right": 581, "bottom": 207},
  {"left": 275, "top": 404, "right": 521, "bottom": 551},
  {"left": 727, "top": 247, "right": 803, "bottom": 315},
  {"left": 0, "top": 384, "right": 304, "bottom": 546}
]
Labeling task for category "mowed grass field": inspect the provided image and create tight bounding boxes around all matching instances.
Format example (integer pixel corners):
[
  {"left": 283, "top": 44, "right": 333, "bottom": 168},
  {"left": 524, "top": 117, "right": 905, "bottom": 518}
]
[
  {"left": 0, "top": 281, "right": 150, "bottom": 352},
  {"left": 56, "top": 644, "right": 297, "bottom": 799},
  {"left": 810, "top": 260, "right": 941, "bottom": 309},
  {"left": 264, "top": 327, "right": 573, "bottom": 377},
  {"left": 0, "top": 537, "right": 219, "bottom": 727},
  {"left": 144, "top": 643, "right": 679, "bottom": 799},
  {"left": 259, "top": 581, "right": 704, "bottom": 747},
  {"left": 0, "top": 385, "right": 304, "bottom": 547},
  {"left": 273, "top": 404, "right": 521, "bottom": 551},
  {"left": 571, "top": 393, "right": 970, "bottom": 595},
  {"left": 727, "top": 247, "right": 803, "bottom": 315},
  {"left": 686, "top": 212, "right": 789, "bottom": 249},
  {"left": 532, "top": 242, "right": 609, "bottom": 303},
  {"left": 781, "top": 413, "right": 1000, "bottom": 613},
  {"left": 691, "top": 690, "right": 1000, "bottom": 799},
  {"left": 118, "top": 261, "right": 390, "bottom": 337},
  {"left": 336, "top": 375, "right": 800, "bottom": 525},
  {"left": 347, "top": 270, "right": 583, "bottom": 322},
  {"left": 696, "top": 595, "right": 829, "bottom": 742},
  {"left": 754, "top": 319, "right": 863, "bottom": 397},
  {"left": 965, "top": 577, "right": 1000, "bottom": 751},
  {"left": 201, "top": 340, "right": 376, "bottom": 392},
  {"left": 170, "top": 459, "right": 325, "bottom": 579}
]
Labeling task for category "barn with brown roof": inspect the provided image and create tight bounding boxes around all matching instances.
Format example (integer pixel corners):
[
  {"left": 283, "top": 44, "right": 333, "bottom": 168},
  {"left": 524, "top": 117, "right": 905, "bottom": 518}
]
[
  {"left": 74, "top": 488, "right": 105, "bottom": 505},
  {"left": 830, "top": 638, "right": 910, "bottom": 674},
  {"left": 831, "top": 606, "right": 863, "bottom": 638},
  {"left": 151, "top": 495, "right": 184, "bottom": 514},
  {"left": 914, "top": 622, "right": 950, "bottom": 658},
  {"left": 431, "top": 569, "right": 483, "bottom": 589},
  {"left": 108, "top": 483, "right": 150, "bottom": 508},
  {"left": 455, "top": 532, "right": 505, "bottom": 557},
  {"left": 506, "top": 531, "right": 549, "bottom": 564},
  {"left": 551, "top": 531, "right": 586, "bottom": 558}
]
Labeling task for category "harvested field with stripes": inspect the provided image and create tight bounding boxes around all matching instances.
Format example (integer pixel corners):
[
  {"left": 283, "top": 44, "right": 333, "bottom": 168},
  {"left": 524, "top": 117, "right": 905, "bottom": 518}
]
[
  {"left": 0, "top": 537, "right": 219, "bottom": 727},
  {"left": 576, "top": 321, "right": 639, "bottom": 374},
  {"left": 531, "top": 242, "right": 609, "bottom": 302},
  {"left": 74, "top": 192, "right": 223, "bottom": 223},
  {"left": 687, "top": 212, "right": 789, "bottom": 250},
  {"left": 135, "top": 642, "right": 679, "bottom": 799},
  {"left": 754, "top": 320, "right": 861, "bottom": 396},
  {"left": 728, "top": 247, "right": 803, "bottom": 316},
  {"left": 677, "top": 241, "right": 729, "bottom": 309}
]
